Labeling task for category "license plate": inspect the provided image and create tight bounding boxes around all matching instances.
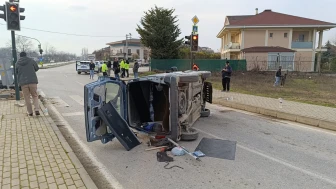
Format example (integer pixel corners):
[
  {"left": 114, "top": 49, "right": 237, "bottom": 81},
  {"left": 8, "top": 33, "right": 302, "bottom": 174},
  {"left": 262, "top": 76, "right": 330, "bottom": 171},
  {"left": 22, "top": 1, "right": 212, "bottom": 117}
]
[{"left": 81, "top": 66, "right": 86, "bottom": 68}]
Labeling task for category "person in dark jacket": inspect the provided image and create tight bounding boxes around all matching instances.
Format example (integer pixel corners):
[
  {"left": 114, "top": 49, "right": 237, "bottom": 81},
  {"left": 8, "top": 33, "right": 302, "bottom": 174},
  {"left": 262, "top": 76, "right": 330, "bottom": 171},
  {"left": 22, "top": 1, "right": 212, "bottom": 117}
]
[
  {"left": 107, "top": 61, "right": 112, "bottom": 76},
  {"left": 89, "top": 61, "right": 95, "bottom": 79},
  {"left": 274, "top": 66, "right": 282, "bottom": 87},
  {"left": 221, "top": 61, "right": 232, "bottom": 92},
  {"left": 113, "top": 58, "right": 120, "bottom": 79},
  {"left": 133, "top": 61, "right": 140, "bottom": 78},
  {"left": 16, "top": 52, "right": 40, "bottom": 116},
  {"left": 125, "top": 60, "right": 130, "bottom": 78}
]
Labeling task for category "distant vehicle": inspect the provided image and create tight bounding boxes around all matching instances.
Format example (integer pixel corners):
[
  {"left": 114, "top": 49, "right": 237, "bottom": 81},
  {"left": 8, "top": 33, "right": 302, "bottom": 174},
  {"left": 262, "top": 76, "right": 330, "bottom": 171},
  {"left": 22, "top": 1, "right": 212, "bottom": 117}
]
[
  {"left": 95, "top": 61, "right": 103, "bottom": 73},
  {"left": 76, "top": 61, "right": 91, "bottom": 74}
]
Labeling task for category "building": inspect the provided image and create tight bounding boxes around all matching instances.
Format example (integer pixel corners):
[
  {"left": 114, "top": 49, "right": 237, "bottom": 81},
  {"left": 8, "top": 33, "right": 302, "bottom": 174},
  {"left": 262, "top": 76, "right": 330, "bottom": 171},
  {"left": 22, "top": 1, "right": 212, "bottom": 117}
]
[
  {"left": 106, "top": 39, "right": 150, "bottom": 62},
  {"left": 217, "top": 9, "right": 336, "bottom": 72}
]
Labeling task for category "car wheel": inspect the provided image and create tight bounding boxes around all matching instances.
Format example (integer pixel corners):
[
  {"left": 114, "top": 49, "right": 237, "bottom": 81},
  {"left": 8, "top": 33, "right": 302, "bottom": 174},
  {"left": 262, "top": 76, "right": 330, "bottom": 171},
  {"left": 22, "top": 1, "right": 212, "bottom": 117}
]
[
  {"left": 77, "top": 71, "right": 81, "bottom": 74},
  {"left": 179, "top": 75, "right": 199, "bottom": 83},
  {"left": 180, "top": 128, "right": 199, "bottom": 141},
  {"left": 200, "top": 108, "right": 210, "bottom": 117}
]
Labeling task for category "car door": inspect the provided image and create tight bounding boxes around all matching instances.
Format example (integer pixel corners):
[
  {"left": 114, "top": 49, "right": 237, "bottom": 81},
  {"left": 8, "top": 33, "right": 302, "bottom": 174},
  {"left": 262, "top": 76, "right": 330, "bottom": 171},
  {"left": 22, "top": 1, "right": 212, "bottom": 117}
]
[{"left": 84, "top": 77, "right": 141, "bottom": 150}]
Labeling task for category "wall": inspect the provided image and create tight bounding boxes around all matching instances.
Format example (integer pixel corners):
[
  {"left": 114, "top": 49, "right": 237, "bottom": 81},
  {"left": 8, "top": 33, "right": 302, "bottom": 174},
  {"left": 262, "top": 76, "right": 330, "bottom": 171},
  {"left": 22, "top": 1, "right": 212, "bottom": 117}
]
[
  {"left": 244, "top": 30, "right": 266, "bottom": 48},
  {"left": 244, "top": 52, "right": 269, "bottom": 71},
  {"left": 267, "top": 29, "right": 290, "bottom": 48},
  {"left": 294, "top": 51, "right": 314, "bottom": 72}
]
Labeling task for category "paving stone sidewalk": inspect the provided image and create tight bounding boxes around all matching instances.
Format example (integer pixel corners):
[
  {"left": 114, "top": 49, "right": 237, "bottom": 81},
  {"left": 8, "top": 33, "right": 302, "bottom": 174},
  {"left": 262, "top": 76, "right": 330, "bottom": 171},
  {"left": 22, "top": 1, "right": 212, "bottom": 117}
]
[
  {"left": 212, "top": 89, "right": 336, "bottom": 123},
  {"left": 0, "top": 100, "right": 96, "bottom": 189}
]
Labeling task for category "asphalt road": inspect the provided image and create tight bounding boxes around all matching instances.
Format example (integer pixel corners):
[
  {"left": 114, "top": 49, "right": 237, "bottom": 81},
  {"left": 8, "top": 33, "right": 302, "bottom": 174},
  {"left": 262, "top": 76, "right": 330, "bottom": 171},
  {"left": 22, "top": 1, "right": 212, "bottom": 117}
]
[{"left": 37, "top": 64, "right": 336, "bottom": 189}]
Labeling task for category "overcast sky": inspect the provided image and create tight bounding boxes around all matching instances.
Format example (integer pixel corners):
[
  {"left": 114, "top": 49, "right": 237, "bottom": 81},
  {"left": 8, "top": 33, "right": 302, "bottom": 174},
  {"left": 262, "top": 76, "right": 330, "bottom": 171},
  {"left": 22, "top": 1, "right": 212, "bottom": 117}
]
[{"left": 1, "top": 0, "right": 336, "bottom": 55}]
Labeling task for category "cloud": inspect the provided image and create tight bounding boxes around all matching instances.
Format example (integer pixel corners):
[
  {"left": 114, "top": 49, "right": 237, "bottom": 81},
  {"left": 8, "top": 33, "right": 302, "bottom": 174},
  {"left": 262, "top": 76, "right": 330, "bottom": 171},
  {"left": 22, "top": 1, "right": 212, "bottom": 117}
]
[{"left": 68, "top": 5, "right": 88, "bottom": 11}]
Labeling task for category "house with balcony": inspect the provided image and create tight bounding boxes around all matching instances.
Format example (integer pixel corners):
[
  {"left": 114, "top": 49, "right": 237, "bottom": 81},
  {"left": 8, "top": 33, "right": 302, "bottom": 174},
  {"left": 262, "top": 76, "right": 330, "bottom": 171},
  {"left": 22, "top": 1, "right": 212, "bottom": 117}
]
[{"left": 216, "top": 9, "right": 336, "bottom": 72}]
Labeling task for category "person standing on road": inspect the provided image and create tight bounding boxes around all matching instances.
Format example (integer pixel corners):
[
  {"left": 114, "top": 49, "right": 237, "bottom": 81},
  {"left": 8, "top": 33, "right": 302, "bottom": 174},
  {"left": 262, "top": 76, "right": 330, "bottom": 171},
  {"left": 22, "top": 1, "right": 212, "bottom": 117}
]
[
  {"left": 89, "top": 60, "right": 95, "bottom": 80},
  {"left": 107, "top": 60, "right": 112, "bottom": 76},
  {"left": 102, "top": 61, "right": 108, "bottom": 76},
  {"left": 125, "top": 60, "right": 130, "bottom": 78},
  {"left": 133, "top": 61, "right": 140, "bottom": 79},
  {"left": 222, "top": 61, "right": 232, "bottom": 92},
  {"left": 16, "top": 52, "right": 40, "bottom": 116},
  {"left": 274, "top": 66, "right": 282, "bottom": 87},
  {"left": 113, "top": 58, "right": 120, "bottom": 79},
  {"left": 120, "top": 59, "right": 125, "bottom": 78}
]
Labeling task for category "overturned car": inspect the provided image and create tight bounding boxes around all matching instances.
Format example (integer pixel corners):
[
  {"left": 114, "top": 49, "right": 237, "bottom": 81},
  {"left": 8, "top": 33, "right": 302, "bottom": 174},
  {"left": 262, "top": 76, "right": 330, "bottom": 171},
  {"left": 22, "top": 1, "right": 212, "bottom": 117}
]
[{"left": 84, "top": 70, "right": 213, "bottom": 150}]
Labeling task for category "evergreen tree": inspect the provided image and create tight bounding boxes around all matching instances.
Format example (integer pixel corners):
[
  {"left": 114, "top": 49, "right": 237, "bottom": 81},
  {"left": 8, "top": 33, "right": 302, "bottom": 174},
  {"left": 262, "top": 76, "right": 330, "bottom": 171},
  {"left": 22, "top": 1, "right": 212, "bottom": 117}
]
[{"left": 136, "top": 6, "right": 183, "bottom": 59}]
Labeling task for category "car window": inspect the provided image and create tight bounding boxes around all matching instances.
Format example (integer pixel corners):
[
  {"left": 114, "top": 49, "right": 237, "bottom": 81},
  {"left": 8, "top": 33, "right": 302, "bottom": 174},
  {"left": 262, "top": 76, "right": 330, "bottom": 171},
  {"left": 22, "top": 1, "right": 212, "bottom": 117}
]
[{"left": 105, "top": 83, "right": 122, "bottom": 114}]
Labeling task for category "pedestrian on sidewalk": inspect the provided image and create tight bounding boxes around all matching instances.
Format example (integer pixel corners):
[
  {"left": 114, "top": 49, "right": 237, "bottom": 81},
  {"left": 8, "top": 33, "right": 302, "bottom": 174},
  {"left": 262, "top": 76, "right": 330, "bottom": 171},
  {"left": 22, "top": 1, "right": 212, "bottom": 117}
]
[
  {"left": 133, "top": 61, "right": 140, "bottom": 78},
  {"left": 89, "top": 60, "right": 95, "bottom": 79},
  {"left": 113, "top": 58, "right": 120, "bottom": 79},
  {"left": 125, "top": 60, "right": 130, "bottom": 78},
  {"left": 221, "top": 61, "right": 232, "bottom": 92},
  {"left": 107, "top": 60, "right": 112, "bottom": 76},
  {"left": 102, "top": 61, "right": 108, "bottom": 76},
  {"left": 274, "top": 66, "right": 282, "bottom": 87},
  {"left": 16, "top": 52, "right": 41, "bottom": 116}
]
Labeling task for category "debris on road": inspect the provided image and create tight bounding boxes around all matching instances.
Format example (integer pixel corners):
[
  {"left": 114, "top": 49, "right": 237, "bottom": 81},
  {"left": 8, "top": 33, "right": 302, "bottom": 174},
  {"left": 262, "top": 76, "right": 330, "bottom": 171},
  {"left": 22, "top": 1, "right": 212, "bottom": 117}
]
[
  {"left": 145, "top": 146, "right": 168, "bottom": 151},
  {"left": 171, "top": 147, "right": 186, "bottom": 156},
  {"left": 164, "top": 162, "right": 184, "bottom": 170},
  {"left": 195, "top": 137, "right": 237, "bottom": 160},
  {"left": 168, "top": 138, "right": 200, "bottom": 161},
  {"left": 157, "top": 151, "right": 174, "bottom": 162}
]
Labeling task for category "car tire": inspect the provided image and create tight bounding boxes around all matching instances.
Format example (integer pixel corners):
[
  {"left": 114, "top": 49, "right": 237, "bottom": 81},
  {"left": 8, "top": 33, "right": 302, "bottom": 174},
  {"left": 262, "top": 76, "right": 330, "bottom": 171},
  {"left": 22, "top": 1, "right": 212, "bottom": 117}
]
[
  {"left": 179, "top": 75, "right": 199, "bottom": 83},
  {"left": 200, "top": 108, "right": 210, "bottom": 117},
  {"left": 77, "top": 71, "right": 81, "bottom": 74},
  {"left": 181, "top": 128, "right": 199, "bottom": 141}
]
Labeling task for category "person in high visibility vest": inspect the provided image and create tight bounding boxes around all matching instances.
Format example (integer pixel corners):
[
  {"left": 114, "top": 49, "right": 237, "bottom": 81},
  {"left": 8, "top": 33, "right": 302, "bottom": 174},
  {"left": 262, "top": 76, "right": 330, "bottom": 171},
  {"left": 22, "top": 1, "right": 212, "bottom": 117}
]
[
  {"left": 192, "top": 63, "right": 199, "bottom": 71},
  {"left": 120, "top": 59, "right": 125, "bottom": 78},
  {"left": 101, "top": 62, "right": 108, "bottom": 76},
  {"left": 125, "top": 60, "right": 130, "bottom": 78}
]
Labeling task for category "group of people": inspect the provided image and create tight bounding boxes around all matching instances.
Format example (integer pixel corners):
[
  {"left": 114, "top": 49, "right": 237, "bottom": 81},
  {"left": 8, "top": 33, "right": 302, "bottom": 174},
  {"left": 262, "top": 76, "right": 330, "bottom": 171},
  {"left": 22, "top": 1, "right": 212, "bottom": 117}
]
[{"left": 89, "top": 58, "right": 140, "bottom": 79}]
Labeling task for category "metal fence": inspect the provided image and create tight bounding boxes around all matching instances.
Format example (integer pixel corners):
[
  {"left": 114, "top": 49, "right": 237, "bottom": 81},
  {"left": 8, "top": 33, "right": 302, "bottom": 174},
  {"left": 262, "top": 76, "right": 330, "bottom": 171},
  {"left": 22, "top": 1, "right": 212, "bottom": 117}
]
[{"left": 150, "top": 59, "right": 247, "bottom": 72}]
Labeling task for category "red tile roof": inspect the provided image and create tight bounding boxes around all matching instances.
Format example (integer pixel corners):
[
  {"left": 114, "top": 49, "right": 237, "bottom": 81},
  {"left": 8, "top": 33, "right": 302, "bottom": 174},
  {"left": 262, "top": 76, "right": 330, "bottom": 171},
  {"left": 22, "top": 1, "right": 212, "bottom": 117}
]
[
  {"left": 229, "top": 10, "right": 335, "bottom": 26},
  {"left": 226, "top": 15, "right": 253, "bottom": 25},
  {"left": 242, "top": 46, "right": 296, "bottom": 53}
]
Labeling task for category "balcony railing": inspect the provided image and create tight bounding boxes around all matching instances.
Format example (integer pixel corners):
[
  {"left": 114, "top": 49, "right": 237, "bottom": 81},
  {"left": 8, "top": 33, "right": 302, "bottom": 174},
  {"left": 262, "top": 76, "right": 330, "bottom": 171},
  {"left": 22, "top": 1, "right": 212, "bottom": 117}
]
[
  {"left": 291, "top": 41, "right": 313, "bottom": 49},
  {"left": 224, "top": 42, "right": 240, "bottom": 50}
]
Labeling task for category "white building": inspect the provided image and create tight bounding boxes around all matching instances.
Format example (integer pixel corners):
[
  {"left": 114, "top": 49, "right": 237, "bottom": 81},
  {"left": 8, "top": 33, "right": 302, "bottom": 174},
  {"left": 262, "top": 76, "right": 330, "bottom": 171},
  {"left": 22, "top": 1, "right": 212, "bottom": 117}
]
[{"left": 106, "top": 39, "right": 149, "bottom": 62}]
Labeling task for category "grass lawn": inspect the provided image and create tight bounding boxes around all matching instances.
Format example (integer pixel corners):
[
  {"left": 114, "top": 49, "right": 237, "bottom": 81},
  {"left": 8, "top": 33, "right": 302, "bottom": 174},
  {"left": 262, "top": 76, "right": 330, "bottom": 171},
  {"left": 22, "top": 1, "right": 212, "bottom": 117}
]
[{"left": 140, "top": 70, "right": 336, "bottom": 108}]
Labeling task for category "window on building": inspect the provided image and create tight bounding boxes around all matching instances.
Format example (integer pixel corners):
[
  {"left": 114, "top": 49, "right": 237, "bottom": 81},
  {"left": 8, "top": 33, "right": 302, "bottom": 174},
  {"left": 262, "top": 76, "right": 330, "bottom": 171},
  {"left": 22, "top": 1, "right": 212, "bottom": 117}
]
[
  {"left": 268, "top": 53, "right": 294, "bottom": 71},
  {"left": 120, "top": 49, "right": 122, "bottom": 53},
  {"left": 128, "top": 49, "right": 131, "bottom": 54},
  {"left": 284, "top": 33, "right": 288, "bottom": 38},
  {"left": 299, "top": 34, "right": 305, "bottom": 42},
  {"left": 270, "top": 33, "right": 273, "bottom": 38},
  {"left": 136, "top": 49, "right": 140, "bottom": 55}
]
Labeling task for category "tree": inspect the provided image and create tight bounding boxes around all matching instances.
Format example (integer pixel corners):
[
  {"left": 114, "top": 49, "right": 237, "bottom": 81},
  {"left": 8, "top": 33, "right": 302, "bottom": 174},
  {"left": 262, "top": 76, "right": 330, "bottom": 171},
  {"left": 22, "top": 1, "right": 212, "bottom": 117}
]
[
  {"left": 136, "top": 6, "right": 183, "bottom": 59},
  {"left": 7, "top": 36, "right": 33, "bottom": 52},
  {"left": 178, "top": 47, "right": 221, "bottom": 59}
]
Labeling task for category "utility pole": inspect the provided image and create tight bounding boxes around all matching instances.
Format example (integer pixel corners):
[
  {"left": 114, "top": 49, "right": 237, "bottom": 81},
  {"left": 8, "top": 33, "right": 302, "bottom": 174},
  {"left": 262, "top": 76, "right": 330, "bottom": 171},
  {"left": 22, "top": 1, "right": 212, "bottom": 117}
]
[{"left": 125, "top": 33, "right": 132, "bottom": 60}]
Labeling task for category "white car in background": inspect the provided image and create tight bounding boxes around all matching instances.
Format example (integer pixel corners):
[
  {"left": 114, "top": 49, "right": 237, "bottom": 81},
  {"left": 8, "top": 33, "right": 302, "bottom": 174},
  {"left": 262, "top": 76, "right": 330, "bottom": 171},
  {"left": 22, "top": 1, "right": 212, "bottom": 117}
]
[{"left": 95, "top": 61, "right": 103, "bottom": 73}]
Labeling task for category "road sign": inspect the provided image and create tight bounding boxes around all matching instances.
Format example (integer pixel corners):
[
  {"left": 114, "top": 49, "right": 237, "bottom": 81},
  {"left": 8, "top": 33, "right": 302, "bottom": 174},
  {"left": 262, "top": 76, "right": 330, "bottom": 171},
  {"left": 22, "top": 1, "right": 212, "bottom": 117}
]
[
  {"left": 192, "top": 25, "right": 198, "bottom": 34},
  {"left": 191, "top": 15, "right": 199, "bottom": 25}
]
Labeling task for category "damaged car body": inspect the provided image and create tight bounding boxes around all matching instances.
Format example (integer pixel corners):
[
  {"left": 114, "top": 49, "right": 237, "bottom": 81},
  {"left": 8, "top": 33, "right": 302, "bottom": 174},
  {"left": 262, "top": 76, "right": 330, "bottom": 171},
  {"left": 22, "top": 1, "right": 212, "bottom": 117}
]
[{"left": 84, "top": 71, "right": 213, "bottom": 150}]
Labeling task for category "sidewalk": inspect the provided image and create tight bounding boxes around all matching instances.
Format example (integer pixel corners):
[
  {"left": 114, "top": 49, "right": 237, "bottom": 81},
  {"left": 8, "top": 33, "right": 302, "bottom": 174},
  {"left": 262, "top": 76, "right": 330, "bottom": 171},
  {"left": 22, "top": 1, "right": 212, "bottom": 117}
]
[
  {"left": 0, "top": 100, "right": 97, "bottom": 189},
  {"left": 212, "top": 89, "right": 336, "bottom": 131}
]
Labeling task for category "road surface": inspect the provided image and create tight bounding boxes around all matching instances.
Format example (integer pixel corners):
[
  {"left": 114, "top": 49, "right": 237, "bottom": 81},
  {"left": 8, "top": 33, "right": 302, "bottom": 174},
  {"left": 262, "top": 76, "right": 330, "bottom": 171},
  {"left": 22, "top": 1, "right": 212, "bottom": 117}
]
[{"left": 37, "top": 64, "right": 336, "bottom": 189}]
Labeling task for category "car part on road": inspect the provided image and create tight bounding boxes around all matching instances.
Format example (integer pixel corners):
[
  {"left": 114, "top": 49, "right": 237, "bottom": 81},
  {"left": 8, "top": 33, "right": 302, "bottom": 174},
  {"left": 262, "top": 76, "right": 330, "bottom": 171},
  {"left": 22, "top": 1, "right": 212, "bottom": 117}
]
[
  {"left": 145, "top": 146, "right": 168, "bottom": 151},
  {"left": 195, "top": 137, "right": 237, "bottom": 160},
  {"left": 168, "top": 138, "right": 200, "bottom": 161},
  {"left": 157, "top": 151, "right": 174, "bottom": 162},
  {"left": 201, "top": 109, "right": 211, "bottom": 117},
  {"left": 181, "top": 128, "right": 199, "bottom": 141},
  {"left": 164, "top": 162, "right": 184, "bottom": 169}
]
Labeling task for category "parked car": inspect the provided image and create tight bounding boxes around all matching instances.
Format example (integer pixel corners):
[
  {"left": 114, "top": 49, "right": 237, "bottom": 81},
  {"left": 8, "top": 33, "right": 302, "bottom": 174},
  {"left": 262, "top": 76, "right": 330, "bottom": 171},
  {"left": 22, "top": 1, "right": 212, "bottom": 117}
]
[
  {"left": 94, "top": 61, "right": 103, "bottom": 73},
  {"left": 84, "top": 70, "right": 213, "bottom": 150},
  {"left": 76, "top": 61, "right": 91, "bottom": 74}
]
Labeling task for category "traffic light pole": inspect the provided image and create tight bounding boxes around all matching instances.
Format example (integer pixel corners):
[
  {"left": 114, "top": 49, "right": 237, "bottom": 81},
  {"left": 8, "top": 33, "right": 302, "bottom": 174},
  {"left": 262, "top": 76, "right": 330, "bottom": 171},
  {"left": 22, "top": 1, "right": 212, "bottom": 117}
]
[{"left": 11, "top": 30, "right": 20, "bottom": 101}]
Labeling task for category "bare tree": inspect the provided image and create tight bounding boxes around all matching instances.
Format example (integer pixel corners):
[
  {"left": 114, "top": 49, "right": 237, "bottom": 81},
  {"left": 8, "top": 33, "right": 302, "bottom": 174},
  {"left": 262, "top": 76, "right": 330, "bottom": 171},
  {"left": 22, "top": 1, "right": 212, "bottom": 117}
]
[{"left": 7, "top": 36, "right": 33, "bottom": 52}]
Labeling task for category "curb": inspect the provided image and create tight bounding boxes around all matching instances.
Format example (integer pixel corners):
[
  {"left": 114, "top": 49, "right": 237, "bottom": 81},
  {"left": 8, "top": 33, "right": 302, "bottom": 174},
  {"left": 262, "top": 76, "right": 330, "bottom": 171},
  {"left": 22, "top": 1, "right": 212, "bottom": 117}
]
[
  {"left": 38, "top": 93, "right": 98, "bottom": 189},
  {"left": 213, "top": 99, "right": 336, "bottom": 132},
  {"left": 39, "top": 62, "right": 74, "bottom": 69}
]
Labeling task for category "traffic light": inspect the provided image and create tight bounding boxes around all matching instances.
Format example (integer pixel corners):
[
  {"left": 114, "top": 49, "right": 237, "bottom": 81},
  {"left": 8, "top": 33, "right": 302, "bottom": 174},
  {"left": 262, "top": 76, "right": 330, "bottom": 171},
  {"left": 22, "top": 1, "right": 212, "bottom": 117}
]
[
  {"left": 0, "top": 4, "right": 6, "bottom": 21},
  {"left": 191, "top": 34, "right": 198, "bottom": 52},
  {"left": 185, "top": 35, "right": 191, "bottom": 45},
  {"left": 5, "top": 2, "right": 25, "bottom": 31}
]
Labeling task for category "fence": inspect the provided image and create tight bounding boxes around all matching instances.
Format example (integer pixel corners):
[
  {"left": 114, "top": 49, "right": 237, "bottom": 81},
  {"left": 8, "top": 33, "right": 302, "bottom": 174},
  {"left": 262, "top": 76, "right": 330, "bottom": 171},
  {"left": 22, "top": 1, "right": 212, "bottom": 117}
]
[{"left": 150, "top": 59, "right": 247, "bottom": 72}]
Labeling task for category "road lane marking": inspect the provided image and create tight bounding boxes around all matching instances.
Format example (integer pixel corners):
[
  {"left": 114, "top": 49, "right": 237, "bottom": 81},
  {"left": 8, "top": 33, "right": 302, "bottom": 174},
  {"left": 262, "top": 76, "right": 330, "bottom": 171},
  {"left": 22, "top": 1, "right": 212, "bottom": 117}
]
[
  {"left": 76, "top": 81, "right": 85, "bottom": 86},
  {"left": 62, "top": 112, "right": 84, "bottom": 117},
  {"left": 195, "top": 128, "right": 336, "bottom": 186},
  {"left": 69, "top": 95, "right": 84, "bottom": 106}
]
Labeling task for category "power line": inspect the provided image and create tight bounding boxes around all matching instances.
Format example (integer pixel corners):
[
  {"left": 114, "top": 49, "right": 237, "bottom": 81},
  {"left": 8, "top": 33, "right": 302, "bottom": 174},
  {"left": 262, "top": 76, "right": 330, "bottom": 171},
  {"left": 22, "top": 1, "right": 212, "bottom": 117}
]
[{"left": 0, "top": 23, "right": 125, "bottom": 38}]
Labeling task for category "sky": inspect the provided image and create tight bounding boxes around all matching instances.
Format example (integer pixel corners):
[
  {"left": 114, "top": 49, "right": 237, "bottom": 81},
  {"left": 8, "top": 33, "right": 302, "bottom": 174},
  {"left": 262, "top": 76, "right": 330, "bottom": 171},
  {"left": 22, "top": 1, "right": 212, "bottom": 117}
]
[{"left": 1, "top": 0, "right": 336, "bottom": 55}]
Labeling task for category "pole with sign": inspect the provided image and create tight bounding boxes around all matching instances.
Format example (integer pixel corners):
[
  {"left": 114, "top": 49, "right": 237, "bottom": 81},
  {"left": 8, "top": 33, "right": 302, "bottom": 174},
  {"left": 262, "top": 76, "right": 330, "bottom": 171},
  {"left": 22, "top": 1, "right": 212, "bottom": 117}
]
[{"left": 190, "top": 15, "right": 199, "bottom": 69}]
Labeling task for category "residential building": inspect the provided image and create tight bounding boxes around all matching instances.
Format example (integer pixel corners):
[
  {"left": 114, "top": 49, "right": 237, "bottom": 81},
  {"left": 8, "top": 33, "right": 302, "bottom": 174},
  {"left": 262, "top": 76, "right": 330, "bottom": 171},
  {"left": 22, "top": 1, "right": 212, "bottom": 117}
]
[
  {"left": 217, "top": 9, "right": 336, "bottom": 72},
  {"left": 106, "top": 39, "right": 150, "bottom": 62}
]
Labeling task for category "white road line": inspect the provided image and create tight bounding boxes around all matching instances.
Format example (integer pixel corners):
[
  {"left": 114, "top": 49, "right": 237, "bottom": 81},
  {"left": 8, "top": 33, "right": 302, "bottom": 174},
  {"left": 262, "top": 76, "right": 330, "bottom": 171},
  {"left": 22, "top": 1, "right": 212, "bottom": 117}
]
[
  {"left": 69, "top": 95, "right": 84, "bottom": 106},
  {"left": 76, "top": 81, "right": 85, "bottom": 86},
  {"left": 195, "top": 128, "right": 336, "bottom": 186},
  {"left": 62, "top": 112, "right": 84, "bottom": 117}
]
